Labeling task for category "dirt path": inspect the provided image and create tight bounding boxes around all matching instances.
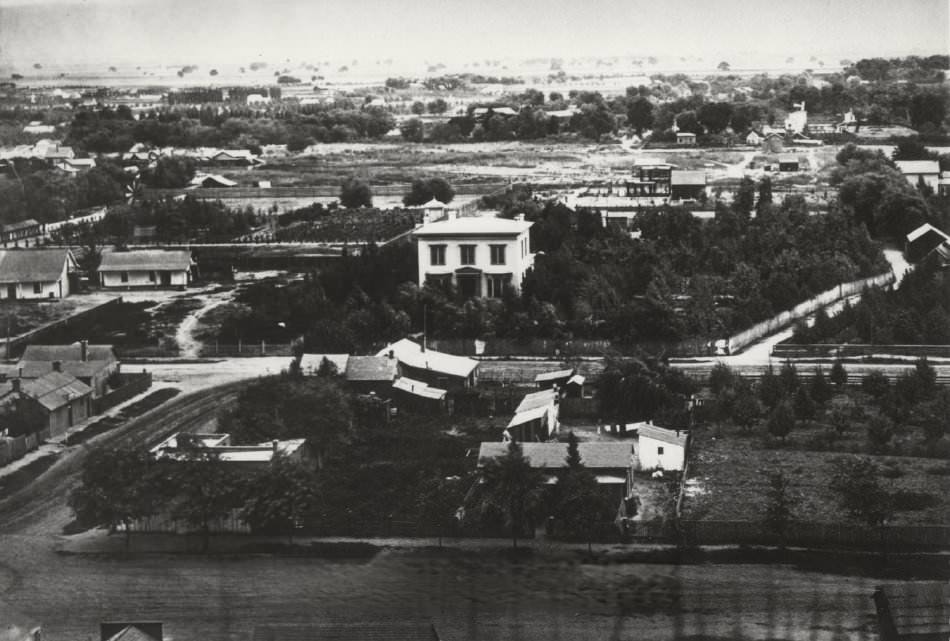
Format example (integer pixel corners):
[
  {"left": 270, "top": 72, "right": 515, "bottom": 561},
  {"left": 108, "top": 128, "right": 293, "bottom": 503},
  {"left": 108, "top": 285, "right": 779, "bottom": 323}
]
[{"left": 174, "top": 287, "right": 237, "bottom": 358}]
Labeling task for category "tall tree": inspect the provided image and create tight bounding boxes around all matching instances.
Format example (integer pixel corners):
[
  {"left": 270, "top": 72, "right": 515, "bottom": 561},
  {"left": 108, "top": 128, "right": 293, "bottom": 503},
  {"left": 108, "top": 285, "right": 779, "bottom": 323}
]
[
  {"left": 474, "top": 441, "right": 544, "bottom": 549},
  {"left": 166, "top": 450, "right": 243, "bottom": 552},
  {"left": 555, "top": 432, "right": 613, "bottom": 552},
  {"left": 762, "top": 471, "right": 795, "bottom": 547},
  {"left": 68, "top": 447, "right": 161, "bottom": 551},
  {"left": 339, "top": 176, "right": 373, "bottom": 208},
  {"left": 625, "top": 97, "right": 654, "bottom": 135},
  {"left": 240, "top": 455, "right": 319, "bottom": 543},
  {"left": 829, "top": 456, "right": 895, "bottom": 555}
]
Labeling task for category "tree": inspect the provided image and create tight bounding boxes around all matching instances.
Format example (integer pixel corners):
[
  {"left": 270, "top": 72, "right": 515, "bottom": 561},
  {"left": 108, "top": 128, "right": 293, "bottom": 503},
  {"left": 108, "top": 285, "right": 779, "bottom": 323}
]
[
  {"left": 766, "top": 401, "right": 795, "bottom": 441},
  {"left": 862, "top": 371, "right": 890, "bottom": 398},
  {"left": 339, "top": 176, "right": 372, "bottom": 208},
  {"left": 410, "top": 101, "right": 426, "bottom": 115},
  {"left": 793, "top": 387, "right": 816, "bottom": 424},
  {"left": 427, "top": 98, "right": 449, "bottom": 114},
  {"left": 756, "top": 176, "right": 773, "bottom": 214},
  {"left": 758, "top": 367, "right": 784, "bottom": 409},
  {"left": 625, "top": 97, "right": 654, "bottom": 135},
  {"left": 697, "top": 102, "right": 733, "bottom": 134},
  {"left": 717, "top": 61, "right": 731, "bottom": 71},
  {"left": 829, "top": 456, "right": 895, "bottom": 554},
  {"left": 866, "top": 415, "right": 895, "bottom": 454},
  {"left": 762, "top": 471, "right": 795, "bottom": 547},
  {"left": 400, "top": 117, "right": 424, "bottom": 142},
  {"left": 143, "top": 156, "right": 196, "bottom": 188},
  {"left": 474, "top": 441, "right": 544, "bottom": 549},
  {"left": 240, "top": 456, "right": 319, "bottom": 542},
  {"left": 554, "top": 432, "right": 612, "bottom": 552},
  {"left": 731, "top": 385, "right": 760, "bottom": 433},
  {"left": 168, "top": 453, "right": 243, "bottom": 553},
  {"left": 810, "top": 367, "right": 833, "bottom": 406},
  {"left": 68, "top": 447, "right": 161, "bottom": 551},
  {"left": 316, "top": 356, "right": 339, "bottom": 377},
  {"left": 416, "top": 475, "right": 465, "bottom": 548},
  {"left": 403, "top": 177, "right": 455, "bottom": 206},
  {"left": 734, "top": 176, "right": 756, "bottom": 217},
  {"left": 830, "top": 360, "right": 848, "bottom": 388}
]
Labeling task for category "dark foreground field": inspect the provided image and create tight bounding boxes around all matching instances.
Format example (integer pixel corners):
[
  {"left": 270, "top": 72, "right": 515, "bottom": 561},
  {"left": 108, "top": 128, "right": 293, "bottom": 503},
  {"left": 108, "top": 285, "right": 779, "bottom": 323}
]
[{"left": 0, "top": 533, "right": 893, "bottom": 641}]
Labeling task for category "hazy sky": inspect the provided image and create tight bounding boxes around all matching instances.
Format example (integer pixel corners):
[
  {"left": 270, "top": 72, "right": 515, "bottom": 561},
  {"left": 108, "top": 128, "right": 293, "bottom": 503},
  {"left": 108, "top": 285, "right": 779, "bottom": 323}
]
[{"left": 0, "top": 0, "right": 947, "bottom": 67}]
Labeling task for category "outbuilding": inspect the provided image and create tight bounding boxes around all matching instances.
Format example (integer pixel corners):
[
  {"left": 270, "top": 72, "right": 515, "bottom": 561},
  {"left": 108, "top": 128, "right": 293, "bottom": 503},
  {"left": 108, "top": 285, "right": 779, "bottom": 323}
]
[{"left": 98, "top": 250, "right": 194, "bottom": 289}]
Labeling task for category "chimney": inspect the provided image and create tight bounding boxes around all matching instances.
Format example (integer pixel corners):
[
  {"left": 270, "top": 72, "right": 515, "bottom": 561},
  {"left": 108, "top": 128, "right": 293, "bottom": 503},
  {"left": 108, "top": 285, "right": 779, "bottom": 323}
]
[
  {"left": 52, "top": 360, "right": 62, "bottom": 373},
  {"left": 388, "top": 349, "right": 394, "bottom": 360},
  {"left": 80, "top": 339, "right": 88, "bottom": 362},
  {"left": 272, "top": 440, "right": 279, "bottom": 454}
]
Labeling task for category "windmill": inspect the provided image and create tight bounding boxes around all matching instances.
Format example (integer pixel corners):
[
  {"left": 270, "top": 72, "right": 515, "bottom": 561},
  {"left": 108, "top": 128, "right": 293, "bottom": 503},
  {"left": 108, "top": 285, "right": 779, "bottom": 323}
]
[{"left": 124, "top": 171, "right": 143, "bottom": 206}]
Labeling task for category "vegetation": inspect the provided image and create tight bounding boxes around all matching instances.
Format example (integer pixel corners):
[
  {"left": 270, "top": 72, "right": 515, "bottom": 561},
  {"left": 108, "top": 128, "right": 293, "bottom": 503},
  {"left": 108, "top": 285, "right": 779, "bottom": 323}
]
[{"left": 468, "top": 440, "right": 544, "bottom": 548}]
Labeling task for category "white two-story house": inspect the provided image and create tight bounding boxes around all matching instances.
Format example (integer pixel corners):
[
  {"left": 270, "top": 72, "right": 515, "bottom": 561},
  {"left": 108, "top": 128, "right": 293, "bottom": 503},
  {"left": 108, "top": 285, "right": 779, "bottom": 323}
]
[{"left": 413, "top": 214, "right": 534, "bottom": 298}]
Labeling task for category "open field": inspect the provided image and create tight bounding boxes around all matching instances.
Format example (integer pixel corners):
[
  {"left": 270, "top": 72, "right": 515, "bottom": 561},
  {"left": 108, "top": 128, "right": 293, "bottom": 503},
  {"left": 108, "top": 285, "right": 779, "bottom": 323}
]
[{"left": 683, "top": 426, "right": 950, "bottom": 525}]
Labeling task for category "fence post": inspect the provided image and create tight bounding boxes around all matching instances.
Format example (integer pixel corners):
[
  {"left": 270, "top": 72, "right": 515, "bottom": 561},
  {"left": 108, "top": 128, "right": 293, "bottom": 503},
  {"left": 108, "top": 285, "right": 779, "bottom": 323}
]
[
  {"left": 261, "top": 340, "right": 266, "bottom": 356},
  {"left": 238, "top": 339, "right": 242, "bottom": 354}
]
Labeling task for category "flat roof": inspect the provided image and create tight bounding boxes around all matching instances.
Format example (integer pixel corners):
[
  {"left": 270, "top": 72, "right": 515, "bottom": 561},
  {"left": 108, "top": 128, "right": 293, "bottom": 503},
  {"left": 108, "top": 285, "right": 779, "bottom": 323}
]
[
  {"left": 895, "top": 160, "right": 940, "bottom": 175},
  {"left": 413, "top": 216, "right": 532, "bottom": 238}
]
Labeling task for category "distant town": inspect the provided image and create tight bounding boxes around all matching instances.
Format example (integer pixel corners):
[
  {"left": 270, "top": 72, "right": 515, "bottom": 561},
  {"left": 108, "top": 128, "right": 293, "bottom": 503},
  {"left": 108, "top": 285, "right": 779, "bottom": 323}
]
[{"left": 0, "top": 47, "right": 947, "bottom": 641}]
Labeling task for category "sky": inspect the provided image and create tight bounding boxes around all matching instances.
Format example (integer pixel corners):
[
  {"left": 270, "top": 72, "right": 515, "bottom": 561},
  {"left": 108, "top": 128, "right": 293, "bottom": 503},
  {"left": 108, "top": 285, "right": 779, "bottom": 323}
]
[{"left": 0, "top": 0, "right": 947, "bottom": 68}]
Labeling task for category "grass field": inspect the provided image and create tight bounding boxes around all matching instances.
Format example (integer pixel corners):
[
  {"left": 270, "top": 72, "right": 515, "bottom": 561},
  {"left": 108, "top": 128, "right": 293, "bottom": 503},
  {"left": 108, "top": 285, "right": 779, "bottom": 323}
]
[{"left": 683, "top": 426, "right": 950, "bottom": 525}]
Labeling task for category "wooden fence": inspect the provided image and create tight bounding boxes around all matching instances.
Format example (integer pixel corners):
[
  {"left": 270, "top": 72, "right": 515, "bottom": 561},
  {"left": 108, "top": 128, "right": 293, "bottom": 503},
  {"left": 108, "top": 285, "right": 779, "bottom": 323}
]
[
  {"left": 92, "top": 372, "right": 153, "bottom": 414},
  {"left": 198, "top": 341, "right": 294, "bottom": 358},
  {"left": 773, "top": 343, "right": 950, "bottom": 360},
  {"left": 679, "top": 520, "right": 950, "bottom": 550},
  {"left": 726, "top": 271, "right": 896, "bottom": 355}
]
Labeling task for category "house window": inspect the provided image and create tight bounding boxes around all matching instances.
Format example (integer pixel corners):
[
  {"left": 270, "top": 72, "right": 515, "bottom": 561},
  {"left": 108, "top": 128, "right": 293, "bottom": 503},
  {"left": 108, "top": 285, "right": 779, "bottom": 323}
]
[
  {"left": 429, "top": 245, "right": 446, "bottom": 266},
  {"left": 490, "top": 245, "right": 506, "bottom": 265},
  {"left": 120, "top": 271, "right": 129, "bottom": 283},
  {"left": 32, "top": 282, "right": 42, "bottom": 294},
  {"left": 148, "top": 271, "right": 157, "bottom": 283},
  {"left": 486, "top": 274, "right": 510, "bottom": 298},
  {"left": 657, "top": 446, "right": 665, "bottom": 455},
  {"left": 459, "top": 245, "right": 476, "bottom": 265}
]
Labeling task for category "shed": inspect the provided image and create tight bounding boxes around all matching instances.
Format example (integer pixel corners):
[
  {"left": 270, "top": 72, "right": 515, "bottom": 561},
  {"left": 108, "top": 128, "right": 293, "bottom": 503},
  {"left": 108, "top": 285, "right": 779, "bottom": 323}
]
[
  {"left": 777, "top": 154, "right": 800, "bottom": 172},
  {"left": 670, "top": 170, "right": 707, "bottom": 200},
  {"left": 872, "top": 583, "right": 950, "bottom": 641},
  {"left": 98, "top": 250, "right": 194, "bottom": 289},
  {"left": 632, "top": 422, "right": 688, "bottom": 471},
  {"left": 344, "top": 355, "right": 398, "bottom": 395},
  {"left": 676, "top": 132, "right": 697, "bottom": 146},
  {"left": 905, "top": 223, "right": 950, "bottom": 265},
  {"left": 0, "top": 248, "right": 76, "bottom": 299}
]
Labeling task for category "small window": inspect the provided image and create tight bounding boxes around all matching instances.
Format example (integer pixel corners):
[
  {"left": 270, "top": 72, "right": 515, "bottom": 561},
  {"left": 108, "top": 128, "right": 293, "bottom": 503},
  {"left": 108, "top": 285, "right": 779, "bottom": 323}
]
[
  {"left": 148, "top": 271, "right": 157, "bottom": 283},
  {"left": 429, "top": 245, "right": 446, "bottom": 266},
  {"left": 120, "top": 271, "right": 129, "bottom": 283},
  {"left": 486, "top": 274, "right": 510, "bottom": 298},
  {"left": 459, "top": 245, "right": 476, "bottom": 265},
  {"left": 490, "top": 244, "right": 506, "bottom": 265},
  {"left": 32, "top": 282, "right": 42, "bottom": 294},
  {"left": 657, "top": 446, "right": 665, "bottom": 455}
]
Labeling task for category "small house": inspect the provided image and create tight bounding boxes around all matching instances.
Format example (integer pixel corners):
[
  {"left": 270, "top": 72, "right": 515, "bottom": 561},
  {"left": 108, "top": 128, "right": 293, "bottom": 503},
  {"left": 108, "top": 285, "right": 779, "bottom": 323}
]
[
  {"left": 392, "top": 375, "right": 447, "bottom": 413},
  {"left": 563, "top": 373, "right": 586, "bottom": 398},
  {"left": 4, "top": 369, "right": 93, "bottom": 438},
  {"left": 534, "top": 368, "right": 574, "bottom": 390},
  {"left": 905, "top": 223, "right": 950, "bottom": 265},
  {"left": 777, "top": 154, "right": 800, "bottom": 172},
  {"left": 208, "top": 149, "right": 261, "bottom": 166},
  {"left": 98, "top": 250, "right": 194, "bottom": 289},
  {"left": 505, "top": 388, "right": 559, "bottom": 443},
  {"left": 344, "top": 355, "right": 398, "bottom": 396},
  {"left": 0, "top": 248, "right": 76, "bottom": 299},
  {"left": 676, "top": 132, "right": 697, "bottom": 146},
  {"left": 872, "top": 583, "right": 950, "bottom": 641},
  {"left": 378, "top": 338, "right": 478, "bottom": 389},
  {"left": 895, "top": 160, "right": 940, "bottom": 192},
  {"left": 477, "top": 441, "right": 637, "bottom": 507},
  {"left": 745, "top": 131, "right": 762, "bottom": 146},
  {"left": 19, "top": 341, "right": 118, "bottom": 397},
  {"left": 633, "top": 422, "right": 688, "bottom": 471},
  {"left": 0, "top": 219, "right": 44, "bottom": 248},
  {"left": 670, "top": 170, "right": 707, "bottom": 201},
  {"left": 189, "top": 173, "right": 237, "bottom": 188}
]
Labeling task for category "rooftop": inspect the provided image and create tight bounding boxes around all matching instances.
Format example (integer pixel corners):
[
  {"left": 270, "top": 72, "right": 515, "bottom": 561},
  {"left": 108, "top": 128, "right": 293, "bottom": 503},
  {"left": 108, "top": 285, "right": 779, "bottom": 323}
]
[
  {"left": 633, "top": 422, "right": 688, "bottom": 447},
  {"left": 478, "top": 441, "right": 635, "bottom": 470},
  {"left": 99, "top": 250, "right": 193, "bottom": 272},
  {"left": 378, "top": 338, "right": 478, "bottom": 379},
  {"left": 515, "top": 388, "right": 557, "bottom": 414},
  {"left": 534, "top": 368, "right": 574, "bottom": 383},
  {"left": 21, "top": 342, "right": 116, "bottom": 364},
  {"left": 413, "top": 216, "right": 532, "bottom": 238},
  {"left": 670, "top": 170, "right": 707, "bottom": 186},
  {"left": 392, "top": 375, "right": 446, "bottom": 400},
  {"left": 21, "top": 370, "right": 92, "bottom": 410},
  {"left": 507, "top": 404, "right": 550, "bottom": 428},
  {"left": 0, "top": 248, "right": 74, "bottom": 283},
  {"left": 345, "top": 355, "right": 398, "bottom": 382},
  {"left": 906, "top": 223, "right": 950, "bottom": 244},
  {"left": 895, "top": 160, "right": 940, "bottom": 175}
]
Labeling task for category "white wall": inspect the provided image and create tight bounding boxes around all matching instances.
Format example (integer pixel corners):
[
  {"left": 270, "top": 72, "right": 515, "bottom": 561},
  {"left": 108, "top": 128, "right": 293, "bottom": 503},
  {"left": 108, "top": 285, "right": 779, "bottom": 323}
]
[
  {"left": 101, "top": 269, "right": 188, "bottom": 288},
  {"left": 638, "top": 435, "right": 684, "bottom": 471},
  {"left": 417, "top": 230, "right": 534, "bottom": 294},
  {"left": 0, "top": 260, "right": 69, "bottom": 300}
]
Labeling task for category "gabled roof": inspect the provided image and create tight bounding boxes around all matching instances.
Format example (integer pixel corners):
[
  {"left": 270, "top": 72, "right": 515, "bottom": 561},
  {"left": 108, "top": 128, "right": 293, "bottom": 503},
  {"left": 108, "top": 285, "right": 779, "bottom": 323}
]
[
  {"left": 20, "top": 342, "right": 116, "bottom": 363},
  {"left": 191, "top": 173, "right": 238, "bottom": 187},
  {"left": 378, "top": 338, "right": 478, "bottom": 379},
  {"left": 99, "top": 250, "right": 193, "bottom": 272},
  {"left": 0, "top": 249, "right": 74, "bottom": 283},
  {"left": 478, "top": 442, "right": 634, "bottom": 470},
  {"left": 634, "top": 423, "right": 688, "bottom": 447},
  {"left": 874, "top": 583, "right": 950, "bottom": 638},
  {"left": 515, "top": 388, "right": 557, "bottom": 414},
  {"left": 345, "top": 355, "right": 397, "bottom": 382},
  {"left": 906, "top": 222, "right": 950, "bottom": 244},
  {"left": 392, "top": 375, "right": 446, "bottom": 400},
  {"left": 419, "top": 198, "right": 447, "bottom": 208},
  {"left": 18, "top": 360, "right": 113, "bottom": 380},
  {"left": 670, "top": 170, "right": 707, "bottom": 186},
  {"left": 253, "top": 622, "right": 441, "bottom": 641},
  {"left": 895, "top": 160, "right": 940, "bottom": 175},
  {"left": 21, "top": 370, "right": 92, "bottom": 410},
  {"left": 507, "top": 404, "right": 550, "bottom": 428},
  {"left": 534, "top": 368, "right": 574, "bottom": 383},
  {"left": 567, "top": 374, "right": 585, "bottom": 386},
  {"left": 103, "top": 626, "right": 160, "bottom": 641},
  {"left": 413, "top": 216, "right": 532, "bottom": 238}
]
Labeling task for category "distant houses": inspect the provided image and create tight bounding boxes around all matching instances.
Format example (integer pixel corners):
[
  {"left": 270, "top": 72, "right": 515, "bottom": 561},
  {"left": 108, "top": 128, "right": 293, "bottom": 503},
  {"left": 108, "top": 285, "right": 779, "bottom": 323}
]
[
  {"left": 19, "top": 341, "right": 119, "bottom": 397},
  {"left": 0, "top": 370, "right": 93, "bottom": 438},
  {"left": 0, "top": 248, "right": 76, "bottom": 299},
  {"left": 413, "top": 214, "right": 535, "bottom": 298},
  {"left": 98, "top": 250, "right": 194, "bottom": 289},
  {"left": 0, "top": 219, "right": 44, "bottom": 248}
]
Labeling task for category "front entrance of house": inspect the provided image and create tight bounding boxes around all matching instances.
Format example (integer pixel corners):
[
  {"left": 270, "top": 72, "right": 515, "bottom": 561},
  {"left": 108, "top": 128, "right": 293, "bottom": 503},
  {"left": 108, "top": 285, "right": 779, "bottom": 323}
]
[
  {"left": 160, "top": 271, "right": 172, "bottom": 286},
  {"left": 6, "top": 285, "right": 15, "bottom": 300},
  {"left": 456, "top": 275, "right": 481, "bottom": 298}
]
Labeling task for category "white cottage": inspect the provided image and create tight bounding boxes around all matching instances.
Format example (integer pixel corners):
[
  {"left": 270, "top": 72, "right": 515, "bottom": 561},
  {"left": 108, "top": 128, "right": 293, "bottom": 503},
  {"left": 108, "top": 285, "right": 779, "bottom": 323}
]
[
  {"left": 633, "top": 422, "right": 688, "bottom": 471},
  {"left": 98, "top": 250, "right": 193, "bottom": 289}
]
